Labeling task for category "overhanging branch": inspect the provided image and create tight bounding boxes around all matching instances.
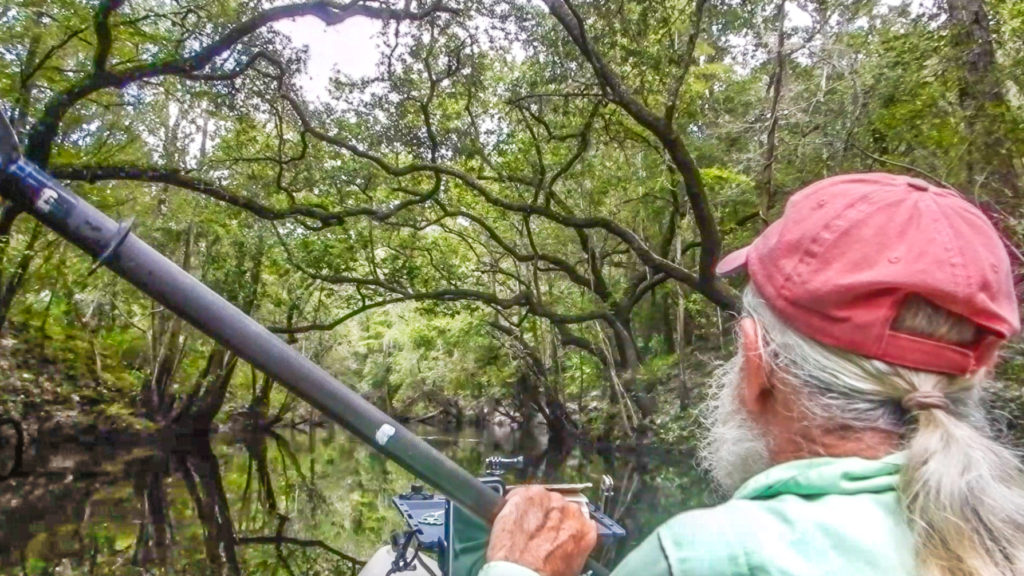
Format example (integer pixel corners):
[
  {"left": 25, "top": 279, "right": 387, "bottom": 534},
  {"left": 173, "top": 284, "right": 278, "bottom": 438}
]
[
  {"left": 280, "top": 92, "right": 737, "bottom": 309},
  {"left": 50, "top": 164, "right": 436, "bottom": 226},
  {"left": 539, "top": 0, "right": 737, "bottom": 310}
]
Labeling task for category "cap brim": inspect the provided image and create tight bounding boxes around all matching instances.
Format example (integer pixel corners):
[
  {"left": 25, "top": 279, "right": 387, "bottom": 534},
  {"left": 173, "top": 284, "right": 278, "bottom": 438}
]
[{"left": 715, "top": 246, "right": 750, "bottom": 276}]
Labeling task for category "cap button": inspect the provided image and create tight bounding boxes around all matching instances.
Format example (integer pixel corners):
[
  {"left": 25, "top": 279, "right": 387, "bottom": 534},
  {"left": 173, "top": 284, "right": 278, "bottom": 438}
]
[{"left": 906, "top": 178, "right": 930, "bottom": 191}]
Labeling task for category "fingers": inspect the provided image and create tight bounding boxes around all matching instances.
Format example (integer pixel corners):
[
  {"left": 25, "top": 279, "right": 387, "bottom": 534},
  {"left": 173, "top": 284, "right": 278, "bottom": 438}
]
[
  {"left": 487, "top": 485, "right": 601, "bottom": 576},
  {"left": 583, "top": 518, "right": 598, "bottom": 552},
  {"left": 506, "top": 485, "right": 555, "bottom": 505},
  {"left": 497, "top": 486, "right": 558, "bottom": 528},
  {"left": 501, "top": 486, "right": 562, "bottom": 522},
  {"left": 506, "top": 486, "right": 598, "bottom": 543},
  {"left": 559, "top": 495, "right": 598, "bottom": 552},
  {"left": 504, "top": 486, "right": 591, "bottom": 521}
]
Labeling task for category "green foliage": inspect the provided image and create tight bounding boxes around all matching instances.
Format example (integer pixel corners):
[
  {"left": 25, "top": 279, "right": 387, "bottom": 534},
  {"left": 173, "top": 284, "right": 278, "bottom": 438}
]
[
  {"left": 0, "top": 0, "right": 1022, "bottom": 440},
  {"left": 320, "top": 304, "right": 517, "bottom": 413}
]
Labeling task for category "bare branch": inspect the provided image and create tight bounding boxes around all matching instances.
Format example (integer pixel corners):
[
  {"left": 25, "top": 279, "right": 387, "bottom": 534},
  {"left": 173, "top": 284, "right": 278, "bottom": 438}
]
[
  {"left": 851, "top": 143, "right": 955, "bottom": 190},
  {"left": 50, "top": 164, "right": 437, "bottom": 226},
  {"left": 757, "top": 0, "right": 786, "bottom": 219},
  {"left": 268, "top": 296, "right": 411, "bottom": 333},
  {"left": 21, "top": 27, "right": 88, "bottom": 85},
  {"left": 435, "top": 205, "right": 594, "bottom": 290}
]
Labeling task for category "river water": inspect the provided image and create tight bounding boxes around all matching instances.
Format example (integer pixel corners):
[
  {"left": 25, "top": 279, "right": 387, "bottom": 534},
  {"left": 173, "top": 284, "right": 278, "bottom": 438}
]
[{"left": 0, "top": 424, "right": 716, "bottom": 575}]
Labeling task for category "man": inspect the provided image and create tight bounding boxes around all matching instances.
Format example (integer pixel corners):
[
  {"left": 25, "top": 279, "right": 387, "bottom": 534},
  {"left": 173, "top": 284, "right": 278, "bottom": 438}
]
[{"left": 479, "top": 173, "right": 1024, "bottom": 576}]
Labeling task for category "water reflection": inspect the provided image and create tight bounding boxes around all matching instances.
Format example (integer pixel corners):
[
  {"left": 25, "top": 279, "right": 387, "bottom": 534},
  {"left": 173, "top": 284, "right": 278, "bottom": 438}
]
[
  {"left": 0, "top": 425, "right": 714, "bottom": 575},
  {"left": 127, "top": 439, "right": 243, "bottom": 574}
]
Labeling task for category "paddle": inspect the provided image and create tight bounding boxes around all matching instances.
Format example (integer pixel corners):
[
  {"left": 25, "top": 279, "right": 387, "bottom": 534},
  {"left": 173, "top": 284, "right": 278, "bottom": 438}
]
[{"left": 0, "top": 112, "right": 609, "bottom": 576}]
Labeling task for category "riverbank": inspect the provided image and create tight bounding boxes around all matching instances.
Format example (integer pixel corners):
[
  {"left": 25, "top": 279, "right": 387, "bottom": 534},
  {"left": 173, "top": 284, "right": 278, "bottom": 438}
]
[
  {"left": 0, "top": 334, "right": 154, "bottom": 460},
  {"left": 0, "top": 322, "right": 707, "bottom": 465},
  {"left": 4, "top": 321, "right": 1024, "bottom": 471}
]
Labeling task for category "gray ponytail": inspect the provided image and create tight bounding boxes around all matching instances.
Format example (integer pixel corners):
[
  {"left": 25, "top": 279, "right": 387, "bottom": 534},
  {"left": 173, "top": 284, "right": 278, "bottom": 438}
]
[{"left": 742, "top": 286, "right": 1024, "bottom": 576}]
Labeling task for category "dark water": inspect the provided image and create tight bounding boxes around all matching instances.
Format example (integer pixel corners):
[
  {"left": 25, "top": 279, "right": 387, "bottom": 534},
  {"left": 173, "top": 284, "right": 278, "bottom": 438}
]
[{"left": 0, "top": 424, "right": 715, "bottom": 575}]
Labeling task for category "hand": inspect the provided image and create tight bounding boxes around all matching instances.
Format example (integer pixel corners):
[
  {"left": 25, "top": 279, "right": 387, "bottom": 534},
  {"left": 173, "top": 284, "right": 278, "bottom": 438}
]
[{"left": 486, "top": 486, "right": 598, "bottom": 576}]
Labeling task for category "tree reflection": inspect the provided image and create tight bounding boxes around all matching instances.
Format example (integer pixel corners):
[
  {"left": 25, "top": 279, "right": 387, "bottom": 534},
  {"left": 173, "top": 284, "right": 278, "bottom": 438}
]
[
  {"left": 177, "top": 439, "right": 241, "bottom": 576},
  {"left": 2, "top": 427, "right": 712, "bottom": 575},
  {"left": 119, "top": 433, "right": 365, "bottom": 576},
  {"left": 236, "top": 514, "right": 364, "bottom": 576},
  {"left": 128, "top": 452, "right": 172, "bottom": 568},
  {"left": 125, "top": 438, "right": 241, "bottom": 575},
  {"left": 239, "top": 432, "right": 278, "bottom": 517},
  {"left": 233, "top": 431, "right": 364, "bottom": 575}
]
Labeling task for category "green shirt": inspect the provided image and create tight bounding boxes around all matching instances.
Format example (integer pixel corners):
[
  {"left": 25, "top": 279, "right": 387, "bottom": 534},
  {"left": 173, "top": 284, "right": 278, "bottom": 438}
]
[{"left": 479, "top": 454, "right": 914, "bottom": 576}]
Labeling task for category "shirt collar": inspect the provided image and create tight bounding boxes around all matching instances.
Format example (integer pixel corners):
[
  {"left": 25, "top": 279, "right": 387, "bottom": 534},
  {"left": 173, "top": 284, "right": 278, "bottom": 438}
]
[{"left": 732, "top": 452, "right": 905, "bottom": 501}]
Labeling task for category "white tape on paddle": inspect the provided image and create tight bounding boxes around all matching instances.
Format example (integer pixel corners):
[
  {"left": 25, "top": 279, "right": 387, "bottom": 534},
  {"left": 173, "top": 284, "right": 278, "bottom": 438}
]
[{"left": 375, "top": 423, "right": 396, "bottom": 446}]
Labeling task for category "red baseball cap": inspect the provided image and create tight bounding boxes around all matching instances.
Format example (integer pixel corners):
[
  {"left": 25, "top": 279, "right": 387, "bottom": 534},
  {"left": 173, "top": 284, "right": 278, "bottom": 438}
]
[{"left": 717, "top": 172, "right": 1020, "bottom": 375}]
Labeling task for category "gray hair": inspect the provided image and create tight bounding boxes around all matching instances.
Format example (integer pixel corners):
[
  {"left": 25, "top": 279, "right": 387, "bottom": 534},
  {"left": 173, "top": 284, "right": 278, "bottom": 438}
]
[{"left": 742, "top": 285, "right": 1024, "bottom": 576}]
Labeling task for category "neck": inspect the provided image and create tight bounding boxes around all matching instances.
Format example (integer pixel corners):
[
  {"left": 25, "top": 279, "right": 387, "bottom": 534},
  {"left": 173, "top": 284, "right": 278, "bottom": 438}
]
[{"left": 769, "top": 425, "right": 900, "bottom": 464}]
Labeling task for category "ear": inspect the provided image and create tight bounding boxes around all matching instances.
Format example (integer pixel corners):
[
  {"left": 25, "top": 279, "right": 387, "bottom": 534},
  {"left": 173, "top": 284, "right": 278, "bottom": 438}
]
[
  {"left": 978, "top": 339, "right": 1002, "bottom": 373},
  {"left": 739, "top": 317, "right": 772, "bottom": 416}
]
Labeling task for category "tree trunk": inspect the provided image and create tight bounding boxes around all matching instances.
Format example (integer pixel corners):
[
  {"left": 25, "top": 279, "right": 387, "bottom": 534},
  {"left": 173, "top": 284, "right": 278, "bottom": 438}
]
[
  {"left": 243, "top": 434, "right": 278, "bottom": 512},
  {"left": 611, "top": 316, "right": 655, "bottom": 422},
  {"left": 0, "top": 220, "right": 42, "bottom": 331},
  {"left": 0, "top": 417, "right": 24, "bottom": 478},
  {"left": 143, "top": 224, "right": 193, "bottom": 421},
  {"left": 758, "top": 0, "right": 786, "bottom": 222},
  {"left": 186, "top": 350, "right": 239, "bottom": 431},
  {"left": 658, "top": 289, "right": 675, "bottom": 356},
  {"left": 945, "top": 0, "right": 1020, "bottom": 203}
]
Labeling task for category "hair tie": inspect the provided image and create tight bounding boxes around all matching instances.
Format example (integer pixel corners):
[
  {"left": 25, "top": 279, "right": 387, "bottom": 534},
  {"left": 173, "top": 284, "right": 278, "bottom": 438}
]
[{"left": 901, "top": 390, "right": 951, "bottom": 413}]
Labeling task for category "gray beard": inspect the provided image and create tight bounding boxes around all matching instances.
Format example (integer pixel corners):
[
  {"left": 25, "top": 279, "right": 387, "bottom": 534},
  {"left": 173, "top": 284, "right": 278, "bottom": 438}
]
[{"left": 697, "top": 353, "right": 773, "bottom": 495}]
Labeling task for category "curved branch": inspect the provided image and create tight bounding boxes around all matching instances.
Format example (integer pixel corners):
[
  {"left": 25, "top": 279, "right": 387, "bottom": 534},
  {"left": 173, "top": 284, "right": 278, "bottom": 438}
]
[
  {"left": 554, "top": 323, "right": 608, "bottom": 366},
  {"left": 272, "top": 226, "right": 610, "bottom": 327},
  {"left": 547, "top": 102, "right": 600, "bottom": 192},
  {"left": 182, "top": 50, "right": 282, "bottom": 82},
  {"left": 268, "top": 296, "right": 410, "bottom": 333},
  {"left": 437, "top": 205, "right": 593, "bottom": 291},
  {"left": 49, "top": 164, "right": 436, "bottom": 226},
  {"left": 851, "top": 143, "right": 954, "bottom": 190},
  {"left": 539, "top": 0, "right": 734, "bottom": 308},
  {"left": 618, "top": 272, "right": 669, "bottom": 315},
  {"left": 21, "top": 27, "right": 88, "bottom": 86}
]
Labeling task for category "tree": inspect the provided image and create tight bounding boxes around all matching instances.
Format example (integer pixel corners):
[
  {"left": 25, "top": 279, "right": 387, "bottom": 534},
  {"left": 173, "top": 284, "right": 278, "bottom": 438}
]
[{"left": 944, "top": 0, "right": 1020, "bottom": 204}]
